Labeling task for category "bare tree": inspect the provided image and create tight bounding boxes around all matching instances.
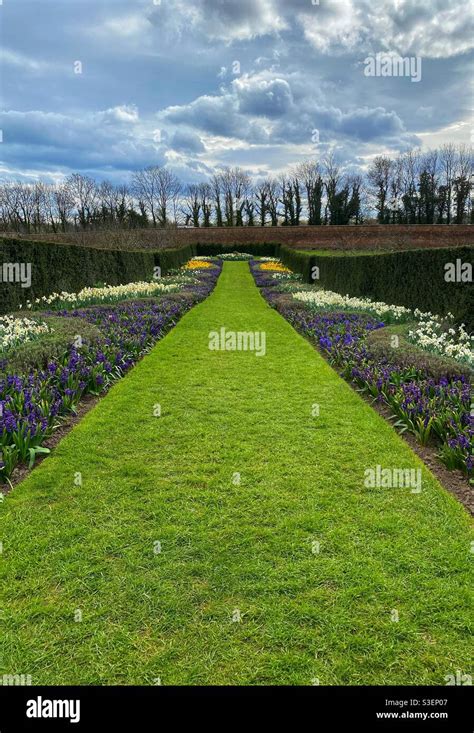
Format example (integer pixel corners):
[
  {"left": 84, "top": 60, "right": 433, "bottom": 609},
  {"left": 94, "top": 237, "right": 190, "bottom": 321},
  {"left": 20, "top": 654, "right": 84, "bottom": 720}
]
[
  {"left": 211, "top": 172, "right": 224, "bottom": 226},
  {"left": 400, "top": 150, "right": 420, "bottom": 224},
  {"left": 255, "top": 180, "right": 270, "bottom": 226},
  {"left": 440, "top": 143, "right": 456, "bottom": 224},
  {"left": 97, "top": 180, "right": 119, "bottom": 226},
  {"left": 156, "top": 168, "right": 181, "bottom": 226},
  {"left": 182, "top": 183, "right": 201, "bottom": 226},
  {"left": 233, "top": 168, "right": 252, "bottom": 226},
  {"left": 66, "top": 173, "right": 98, "bottom": 229},
  {"left": 115, "top": 184, "right": 131, "bottom": 227},
  {"left": 389, "top": 156, "right": 404, "bottom": 223},
  {"left": 54, "top": 182, "right": 75, "bottom": 232},
  {"left": 324, "top": 153, "right": 342, "bottom": 225},
  {"left": 266, "top": 178, "right": 279, "bottom": 226},
  {"left": 279, "top": 173, "right": 302, "bottom": 226},
  {"left": 131, "top": 167, "right": 159, "bottom": 227},
  {"left": 367, "top": 156, "right": 392, "bottom": 223},
  {"left": 0, "top": 145, "right": 471, "bottom": 232},
  {"left": 417, "top": 150, "right": 439, "bottom": 223},
  {"left": 296, "top": 161, "right": 323, "bottom": 225},
  {"left": 198, "top": 183, "right": 212, "bottom": 227},
  {"left": 453, "top": 144, "right": 473, "bottom": 224}
]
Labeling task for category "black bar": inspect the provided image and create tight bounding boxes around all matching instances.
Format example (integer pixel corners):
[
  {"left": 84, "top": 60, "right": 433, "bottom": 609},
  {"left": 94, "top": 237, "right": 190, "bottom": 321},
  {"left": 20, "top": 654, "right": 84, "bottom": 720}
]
[{"left": 0, "top": 685, "right": 471, "bottom": 731}]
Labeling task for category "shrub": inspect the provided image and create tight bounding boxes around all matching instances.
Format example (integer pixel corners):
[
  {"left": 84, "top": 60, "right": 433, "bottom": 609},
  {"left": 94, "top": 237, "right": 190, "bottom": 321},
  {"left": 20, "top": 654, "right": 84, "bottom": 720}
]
[
  {"left": 154, "top": 243, "right": 196, "bottom": 272},
  {"left": 0, "top": 238, "right": 195, "bottom": 314},
  {"left": 280, "top": 245, "right": 474, "bottom": 327},
  {"left": 279, "top": 245, "right": 313, "bottom": 281}
]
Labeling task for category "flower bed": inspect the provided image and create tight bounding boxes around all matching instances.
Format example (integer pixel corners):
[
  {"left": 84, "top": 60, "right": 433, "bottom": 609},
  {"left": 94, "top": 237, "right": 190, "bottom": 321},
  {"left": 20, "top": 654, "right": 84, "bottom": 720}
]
[
  {"left": 259, "top": 261, "right": 292, "bottom": 273},
  {"left": 249, "top": 260, "right": 473, "bottom": 477},
  {"left": 0, "top": 316, "right": 52, "bottom": 353},
  {"left": 407, "top": 312, "right": 473, "bottom": 368},
  {"left": 24, "top": 280, "right": 184, "bottom": 311},
  {"left": 293, "top": 289, "right": 412, "bottom": 324},
  {"left": 216, "top": 252, "right": 254, "bottom": 261},
  {"left": 0, "top": 263, "right": 222, "bottom": 484},
  {"left": 184, "top": 259, "right": 217, "bottom": 270},
  {"left": 271, "top": 272, "right": 302, "bottom": 282}
]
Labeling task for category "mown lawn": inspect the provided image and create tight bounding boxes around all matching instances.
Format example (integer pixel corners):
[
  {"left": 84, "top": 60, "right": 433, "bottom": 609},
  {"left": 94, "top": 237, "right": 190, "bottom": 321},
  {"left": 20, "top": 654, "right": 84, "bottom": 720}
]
[{"left": 0, "top": 262, "right": 472, "bottom": 685}]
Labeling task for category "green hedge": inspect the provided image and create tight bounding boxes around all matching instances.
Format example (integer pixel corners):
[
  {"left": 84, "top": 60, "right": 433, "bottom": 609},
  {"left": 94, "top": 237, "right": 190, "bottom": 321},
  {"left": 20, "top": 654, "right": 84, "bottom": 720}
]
[
  {"left": 156, "top": 243, "right": 196, "bottom": 272},
  {"left": 279, "top": 245, "right": 313, "bottom": 281},
  {"left": 280, "top": 245, "right": 474, "bottom": 327},
  {"left": 0, "top": 238, "right": 194, "bottom": 314},
  {"left": 196, "top": 242, "right": 278, "bottom": 258}
]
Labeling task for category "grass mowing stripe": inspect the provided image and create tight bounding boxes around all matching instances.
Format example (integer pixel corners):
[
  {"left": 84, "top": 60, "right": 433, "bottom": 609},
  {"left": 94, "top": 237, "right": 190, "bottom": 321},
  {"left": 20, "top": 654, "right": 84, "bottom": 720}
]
[{"left": 0, "top": 262, "right": 472, "bottom": 685}]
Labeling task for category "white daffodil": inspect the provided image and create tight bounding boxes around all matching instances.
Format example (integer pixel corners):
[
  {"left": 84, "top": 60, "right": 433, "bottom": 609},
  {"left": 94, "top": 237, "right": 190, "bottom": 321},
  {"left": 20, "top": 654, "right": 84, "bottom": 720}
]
[
  {"left": 407, "top": 318, "right": 473, "bottom": 367},
  {"left": 24, "top": 278, "right": 186, "bottom": 310},
  {"left": 0, "top": 316, "right": 52, "bottom": 353},
  {"left": 293, "top": 289, "right": 412, "bottom": 321}
]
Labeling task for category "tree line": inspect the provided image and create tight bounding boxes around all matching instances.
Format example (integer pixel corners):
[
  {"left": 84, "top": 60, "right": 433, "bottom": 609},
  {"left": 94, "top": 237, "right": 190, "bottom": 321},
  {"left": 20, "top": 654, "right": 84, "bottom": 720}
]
[{"left": 0, "top": 144, "right": 472, "bottom": 233}]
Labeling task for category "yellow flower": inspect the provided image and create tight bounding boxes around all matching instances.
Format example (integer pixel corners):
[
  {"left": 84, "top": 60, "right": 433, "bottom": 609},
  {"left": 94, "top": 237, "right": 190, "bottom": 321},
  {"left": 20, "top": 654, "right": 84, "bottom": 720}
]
[
  {"left": 184, "top": 259, "right": 215, "bottom": 269},
  {"left": 259, "top": 261, "right": 292, "bottom": 273}
]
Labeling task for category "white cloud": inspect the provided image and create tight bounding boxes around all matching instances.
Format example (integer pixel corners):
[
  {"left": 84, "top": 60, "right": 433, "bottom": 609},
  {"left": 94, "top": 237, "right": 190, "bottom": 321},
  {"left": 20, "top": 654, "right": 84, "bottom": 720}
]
[
  {"left": 150, "top": 0, "right": 287, "bottom": 43},
  {"left": 101, "top": 105, "right": 140, "bottom": 124},
  {"left": 0, "top": 48, "right": 51, "bottom": 72},
  {"left": 296, "top": 0, "right": 474, "bottom": 58},
  {"left": 98, "top": 14, "right": 151, "bottom": 38},
  {"left": 297, "top": 0, "right": 363, "bottom": 55},
  {"left": 2, "top": 0, "right": 472, "bottom": 182}
]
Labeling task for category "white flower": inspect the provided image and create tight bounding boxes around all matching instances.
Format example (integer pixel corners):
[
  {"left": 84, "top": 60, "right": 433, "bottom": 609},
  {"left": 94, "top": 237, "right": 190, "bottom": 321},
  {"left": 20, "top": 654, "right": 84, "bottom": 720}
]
[
  {"left": 406, "top": 319, "right": 473, "bottom": 367},
  {"left": 293, "top": 289, "right": 412, "bottom": 321},
  {"left": 0, "top": 316, "right": 52, "bottom": 353},
  {"left": 293, "top": 286, "right": 473, "bottom": 366},
  {"left": 24, "top": 278, "right": 187, "bottom": 311},
  {"left": 216, "top": 253, "right": 254, "bottom": 261}
]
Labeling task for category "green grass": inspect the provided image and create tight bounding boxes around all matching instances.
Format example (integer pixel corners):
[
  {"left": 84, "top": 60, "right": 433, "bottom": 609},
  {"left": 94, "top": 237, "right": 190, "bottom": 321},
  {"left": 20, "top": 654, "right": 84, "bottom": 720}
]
[{"left": 0, "top": 262, "right": 472, "bottom": 685}]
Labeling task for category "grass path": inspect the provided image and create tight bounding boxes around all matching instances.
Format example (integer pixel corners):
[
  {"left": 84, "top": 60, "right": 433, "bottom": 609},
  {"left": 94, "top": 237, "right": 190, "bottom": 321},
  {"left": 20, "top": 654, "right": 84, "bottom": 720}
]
[{"left": 0, "top": 262, "right": 472, "bottom": 685}]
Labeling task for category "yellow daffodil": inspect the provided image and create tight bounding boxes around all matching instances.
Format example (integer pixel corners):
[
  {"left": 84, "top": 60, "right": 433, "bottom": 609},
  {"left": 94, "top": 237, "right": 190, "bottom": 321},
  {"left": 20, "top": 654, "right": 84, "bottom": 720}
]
[
  {"left": 184, "top": 259, "right": 215, "bottom": 270},
  {"left": 259, "top": 261, "right": 292, "bottom": 273}
]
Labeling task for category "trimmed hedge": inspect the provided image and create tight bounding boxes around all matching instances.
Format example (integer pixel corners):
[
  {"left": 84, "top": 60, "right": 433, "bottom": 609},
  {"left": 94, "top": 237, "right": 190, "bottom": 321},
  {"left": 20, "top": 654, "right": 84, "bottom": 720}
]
[
  {"left": 156, "top": 243, "right": 196, "bottom": 272},
  {"left": 279, "top": 245, "right": 313, "bottom": 281},
  {"left": 280, "top": 245, "right": 474, "bottom": 327},
  {"left": 0, "top": 238, "right": 194, "bottom": 314},
  {"left": 196, "top": 242, "right": 278, "bottom": 258}
]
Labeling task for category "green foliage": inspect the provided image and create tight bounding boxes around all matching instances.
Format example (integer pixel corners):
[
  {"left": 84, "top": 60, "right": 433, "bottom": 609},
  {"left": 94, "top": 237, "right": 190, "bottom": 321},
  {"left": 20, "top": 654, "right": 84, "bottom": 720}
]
[
  {"left": 0, "top": 238, "right": 155, "bottom": 314},
  {"left": 279, "top": 245, "right": 313, "bottom": 281},
  {"left": 280, "top": 245, "right": 474, "bottom": 327},
  {"left": 0, "top": 238, "right": 198, "bottom": 314},
  {"left": 154, "top": 243, "right": 196, "bottom": 273}
]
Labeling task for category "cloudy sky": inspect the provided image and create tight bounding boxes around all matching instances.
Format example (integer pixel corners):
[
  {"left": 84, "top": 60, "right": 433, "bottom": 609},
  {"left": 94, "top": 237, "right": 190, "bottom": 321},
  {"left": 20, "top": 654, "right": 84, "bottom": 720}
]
[{"left": 1, "top": 0, "right": 472, "bottom": 184}]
